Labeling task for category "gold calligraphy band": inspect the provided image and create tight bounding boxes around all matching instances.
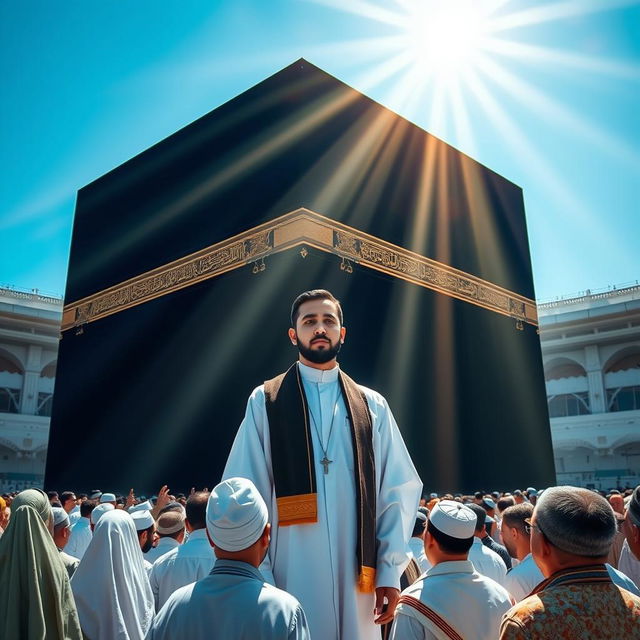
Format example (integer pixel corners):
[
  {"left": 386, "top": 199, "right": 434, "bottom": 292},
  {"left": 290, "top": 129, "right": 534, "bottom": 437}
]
[{"left": 62, "top": 208, "right": 537, "bottom": 332}]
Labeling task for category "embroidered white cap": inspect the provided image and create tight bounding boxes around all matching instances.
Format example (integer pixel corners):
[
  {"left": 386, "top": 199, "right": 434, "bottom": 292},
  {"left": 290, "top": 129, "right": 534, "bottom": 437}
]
[
  {"left": 429, "top": 500, "right": 476, "bottom": 539},
  {"left": 52, "top": 506, "right": 70, "bottom": 529},
  {"left": 131, "top": 510, "right": 155, "bottom": 531},
  {"left": 206, "top": 477, "right": 268, "bottom": 552},
  {"left": 99, "top": 493, "right": 116, "bottom": 503},
  {"left": 90, "top": 503, "right": 115, "bottom": 525}
]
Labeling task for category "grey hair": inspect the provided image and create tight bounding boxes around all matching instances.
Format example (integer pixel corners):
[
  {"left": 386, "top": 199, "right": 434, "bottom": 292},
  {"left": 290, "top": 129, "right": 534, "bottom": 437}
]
[{"left": 534, "top": 486, "right": 616, "bottom": 557}]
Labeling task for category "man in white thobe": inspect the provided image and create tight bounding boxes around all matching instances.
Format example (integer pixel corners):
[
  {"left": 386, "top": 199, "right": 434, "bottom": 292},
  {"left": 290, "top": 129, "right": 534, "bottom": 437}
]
[
  {"left": 390, "top": 500, "right": 513, "bottom": 640},
  {"left": 147, "top": 478, "right": 310, "bottom": 640},
  {"left": 466, "top": 504, "right": 507, "bottom": 587},
  {"left": 150, "top": 491, "right": 216, "bottom": 610},
  {"left": 65, "top": 500, "right": 95, "bottom": 560},
  {"left": 224, "top": 289, "right": 422, "bottom": 640}
]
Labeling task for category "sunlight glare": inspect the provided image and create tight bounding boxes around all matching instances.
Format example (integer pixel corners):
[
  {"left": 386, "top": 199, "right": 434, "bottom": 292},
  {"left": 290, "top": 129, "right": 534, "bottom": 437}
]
[{"left": 403, "top": 0, "right": 493, "bottom": 78}]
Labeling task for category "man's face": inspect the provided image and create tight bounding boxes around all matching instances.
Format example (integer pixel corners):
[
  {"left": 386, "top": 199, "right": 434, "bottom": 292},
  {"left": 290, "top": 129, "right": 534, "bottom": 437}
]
[
  {"left": 63, "top": 494, "right": 76, "bottom": 513},
  {"left": 289, "top": 299, "right": 346, "bottom": 365},
  {"left": 140, "top": 524, "right": 156, "bottom": 554},
  {"left": 501, "top": 522, "right": 518, "bottom": 558}
]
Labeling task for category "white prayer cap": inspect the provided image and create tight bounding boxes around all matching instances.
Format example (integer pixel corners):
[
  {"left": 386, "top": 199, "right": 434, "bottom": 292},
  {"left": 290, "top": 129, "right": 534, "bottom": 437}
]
[
  {"left": 91, "top": 503, "right": 115, "bottom": 525},
  {"left": 206, "top": 477, "right": 268, "bottom": 552},
  {"left": 52, "top": 506, "right": 70, "bottom": 529},
  {"left": 129, "top": 500, "right": 153, "bottom": 513},
  {"left": 99, "top": 492, "right": 116, "bottom": 503},
  {"left": 131, "top": 510, "right": 155, "bottom": 532},
  {"left": 90, "top": 490, "right": 102, "bottom": 500},
  {"left": 429, "top": 500, "right": 476, "bottom": 539}
]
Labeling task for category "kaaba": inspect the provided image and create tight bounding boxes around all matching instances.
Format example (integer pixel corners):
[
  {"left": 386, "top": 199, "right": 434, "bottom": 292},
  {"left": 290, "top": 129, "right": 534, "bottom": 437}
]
[{"left": 46, "top": 59, "right": 555, "bottom": 494}]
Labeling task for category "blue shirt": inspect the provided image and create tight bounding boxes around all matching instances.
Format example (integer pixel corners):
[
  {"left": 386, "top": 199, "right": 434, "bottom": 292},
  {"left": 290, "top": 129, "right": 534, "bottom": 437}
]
[{"left": 146, "top": 559, "right": 310, "bottom": 640}]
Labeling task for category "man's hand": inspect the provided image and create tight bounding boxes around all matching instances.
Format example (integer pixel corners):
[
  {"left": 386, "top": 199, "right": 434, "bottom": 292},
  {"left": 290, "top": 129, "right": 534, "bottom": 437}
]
[
  {"left": 374, "top": 586, "right": 400, "bottom": 625},
  {"left": 156, "top": 485, "right": 170, "bottom": 510}
]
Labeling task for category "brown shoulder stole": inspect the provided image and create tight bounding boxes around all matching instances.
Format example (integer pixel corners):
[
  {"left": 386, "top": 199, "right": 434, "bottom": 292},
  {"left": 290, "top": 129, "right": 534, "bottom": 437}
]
[{"left": 264, "top": 362, "right": 377, "bottom": 592}]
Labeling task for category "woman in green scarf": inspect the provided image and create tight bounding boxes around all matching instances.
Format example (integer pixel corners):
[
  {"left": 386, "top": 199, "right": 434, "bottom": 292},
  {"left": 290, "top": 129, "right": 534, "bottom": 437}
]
[{"left": 0, "top": 488, "right": 82, "bottom": 639}]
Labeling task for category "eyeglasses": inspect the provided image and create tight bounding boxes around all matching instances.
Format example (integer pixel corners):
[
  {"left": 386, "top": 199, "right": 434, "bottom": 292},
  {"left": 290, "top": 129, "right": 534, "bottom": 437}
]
[{"left": 524, "top": 517, "right": 543, "bottom": 536}]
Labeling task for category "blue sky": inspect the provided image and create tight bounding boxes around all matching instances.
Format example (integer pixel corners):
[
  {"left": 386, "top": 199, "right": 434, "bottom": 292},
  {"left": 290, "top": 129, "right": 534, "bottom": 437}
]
[{"left": 1, "top": 0, "right": 638, "bottom": 301}]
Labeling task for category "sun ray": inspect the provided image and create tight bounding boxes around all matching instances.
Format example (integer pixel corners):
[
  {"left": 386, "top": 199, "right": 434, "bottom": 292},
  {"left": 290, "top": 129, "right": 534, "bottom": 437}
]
[
  {"left": 490, "top": 0, "right": 640, "bottom": 33},
  {"left": 483, "top": 38, "right": 640, "bottom": 80},
  {"left": 304, "top": 0, "right": 407, "bottom": 28},
  {"left": 475, "top": 52, "right": 640, "bottom": 171},
  {"left": 463, "top": 66, "right": 629, "bottom": 259}
]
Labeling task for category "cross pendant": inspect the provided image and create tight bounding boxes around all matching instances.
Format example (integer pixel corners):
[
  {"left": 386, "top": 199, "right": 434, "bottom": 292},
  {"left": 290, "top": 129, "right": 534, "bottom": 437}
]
[{"left": 320, "top": 456, "right": 333, "bottom": 474}]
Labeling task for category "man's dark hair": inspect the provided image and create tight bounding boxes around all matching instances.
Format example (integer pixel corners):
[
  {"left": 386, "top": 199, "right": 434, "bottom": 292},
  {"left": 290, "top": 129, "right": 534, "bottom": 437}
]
[
  {"left": 502, "top": 503, "right": 534, "bottom": 533},
  {"left": 467, "top": 504, "right": 487, "bottom": 533},
  {"left": 186, "top": 491, "right": 210, "bottom": 530},
  {"left": 290, "top": 290, "right": 343, "bottom": 327},
  {"left": 60, "top": 491, "right": 75, "bottom": 507},
  {"left": 474, "top": 491, "right": 483, "bottom": 500},
  {"left": 47, "top": 491, "right": 58, "bottom": 501},
  {"left": 497, "top": 496, "right": 515, "bottom": 513},
  {"left": 412, "top": 513, "right": 427, "bottom": 538},
  {"left": 80, "top": 500, "right": 96, "bottom": 518},
  {"left": 427, "top": 520, "right": 474, "bottom": 554}
]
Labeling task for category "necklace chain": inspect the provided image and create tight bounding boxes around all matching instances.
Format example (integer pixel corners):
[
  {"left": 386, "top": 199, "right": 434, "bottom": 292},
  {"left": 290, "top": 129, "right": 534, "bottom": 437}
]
[{"left": 308, "top": 393, "right": 340, "bottom": 473}]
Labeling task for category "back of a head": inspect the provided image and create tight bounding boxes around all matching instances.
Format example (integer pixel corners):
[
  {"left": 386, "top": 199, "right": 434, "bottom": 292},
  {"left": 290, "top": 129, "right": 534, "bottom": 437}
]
[
  {"left": 467, "top": 504, "right": 488, "bottom": 533},
  {"left": 427, "top": 500, "right": 476, "bottom": 556},
  {"left": 206, "top": 477, "right": 268, "bottom": 554},
  {"left": 502, "top": 502, "right": 534, "bottom": 530},
  {"left": 497, "top": 496, "right": 515, "bottom": 514},
  {"left": 80, "top": 500, "right": 96, "bottom": 519},
  {"left": 186, "top": 491, "right": 210, "bottom": 530},
  {"left": 535, "top": 486, "right": 616, "bottom": 557},
  {"left": 412, "top": 510, "right": 427, "bottom": 538},
  {"left": 156, "top": 510, "right": 185, "bottom": 539}
]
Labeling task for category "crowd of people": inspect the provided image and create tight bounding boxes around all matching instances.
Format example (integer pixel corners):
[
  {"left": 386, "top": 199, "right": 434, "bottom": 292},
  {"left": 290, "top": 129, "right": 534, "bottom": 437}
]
[
  {"left": 0, "top": 482, "right": 639, "bottom": 639},
  {"left": 2, "top": 291, "right": 639, "bottom": 638}
]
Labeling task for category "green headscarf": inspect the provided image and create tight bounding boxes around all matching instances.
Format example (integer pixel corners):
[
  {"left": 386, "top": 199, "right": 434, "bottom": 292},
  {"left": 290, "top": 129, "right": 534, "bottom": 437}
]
[{"left": 0, "top": 489, "right": 82, "bottom": 639}]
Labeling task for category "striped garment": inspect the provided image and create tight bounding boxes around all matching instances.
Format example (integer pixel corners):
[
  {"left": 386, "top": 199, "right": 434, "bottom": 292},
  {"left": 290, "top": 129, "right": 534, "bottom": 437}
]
[{"left": 500, "top": 564, "right": 640, "bottom": 639}]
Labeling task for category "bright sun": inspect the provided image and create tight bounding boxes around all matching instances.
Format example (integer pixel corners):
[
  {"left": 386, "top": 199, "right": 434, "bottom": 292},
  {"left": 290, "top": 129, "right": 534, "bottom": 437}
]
[{"left": 402, "top": 0, "right": 494, "bottom": 78}]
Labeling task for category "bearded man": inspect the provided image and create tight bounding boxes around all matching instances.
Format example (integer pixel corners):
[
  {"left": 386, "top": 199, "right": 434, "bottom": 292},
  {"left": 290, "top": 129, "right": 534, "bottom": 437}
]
[{"left": 223, "top": 289, "right": 422, "bottom": 640}]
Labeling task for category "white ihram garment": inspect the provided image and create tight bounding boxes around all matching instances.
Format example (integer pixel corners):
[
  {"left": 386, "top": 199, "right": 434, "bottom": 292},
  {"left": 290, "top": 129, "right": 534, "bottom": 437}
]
[
  {"left": 223, "top": 362, "right": 422, "bottom": 640},
  {"left": 70, "top": 510, "right": 154, "bottom": 640}
]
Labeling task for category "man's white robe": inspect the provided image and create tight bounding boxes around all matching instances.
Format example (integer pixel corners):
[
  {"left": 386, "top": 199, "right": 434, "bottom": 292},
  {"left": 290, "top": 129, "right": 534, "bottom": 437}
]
[{"left": 223, "top": 362, "right": 422, "bottom": 640}]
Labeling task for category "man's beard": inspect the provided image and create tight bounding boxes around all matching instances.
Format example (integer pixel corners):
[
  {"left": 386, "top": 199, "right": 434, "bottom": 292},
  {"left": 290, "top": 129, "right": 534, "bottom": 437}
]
[
  {"left": 297, "top": 337, "right": 341, "bottom": 364},
  {"left": 141, "top": 532, "right": 154, "bottom": 554}
]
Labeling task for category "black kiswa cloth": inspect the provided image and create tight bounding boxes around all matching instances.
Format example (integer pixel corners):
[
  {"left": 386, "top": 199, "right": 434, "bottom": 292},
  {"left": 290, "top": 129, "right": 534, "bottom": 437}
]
[{"left": 264, "top": 362, "right": 377, "bottom": 593}]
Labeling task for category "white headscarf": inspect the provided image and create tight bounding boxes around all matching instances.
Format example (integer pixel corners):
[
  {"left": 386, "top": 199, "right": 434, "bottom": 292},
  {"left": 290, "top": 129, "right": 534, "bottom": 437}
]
[{"left": 71, "top": 509, "right": 154, "bottom": 639}]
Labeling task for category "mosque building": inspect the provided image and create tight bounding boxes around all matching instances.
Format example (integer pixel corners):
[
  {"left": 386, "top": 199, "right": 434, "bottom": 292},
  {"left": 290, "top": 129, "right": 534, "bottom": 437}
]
[
  {"left": 539, "top": 282, "right": 640, "bottom": 490},
  {"left": 0, "top": 286, "right": 61, "bottom": 491}
]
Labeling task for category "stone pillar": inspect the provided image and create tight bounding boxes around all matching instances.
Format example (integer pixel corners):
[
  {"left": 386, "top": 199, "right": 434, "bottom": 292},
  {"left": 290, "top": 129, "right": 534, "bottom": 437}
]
[
  {"left": 585, "top": 344, "right": 606, "bottom": 414},
  {"left": 20, "top": 345, "right": 42, "bottom": 415}
]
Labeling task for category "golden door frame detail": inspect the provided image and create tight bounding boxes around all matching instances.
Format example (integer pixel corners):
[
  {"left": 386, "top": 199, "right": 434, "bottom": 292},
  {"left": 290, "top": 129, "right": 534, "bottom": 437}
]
[{"left": 62, "top": 207, "right": 537, "bottom": 332}]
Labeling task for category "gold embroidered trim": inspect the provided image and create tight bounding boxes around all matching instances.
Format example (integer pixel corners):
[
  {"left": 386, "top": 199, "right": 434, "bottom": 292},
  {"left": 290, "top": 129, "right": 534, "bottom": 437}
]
[
  {"left": 358, "top": 565, "right": 376, "bottom": 593},
  {"left": 277, "top": 493, "right": 318, "bottom": 526},
  {"left": 62, "top": 208, "right": 537, "bottom": 331}
]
